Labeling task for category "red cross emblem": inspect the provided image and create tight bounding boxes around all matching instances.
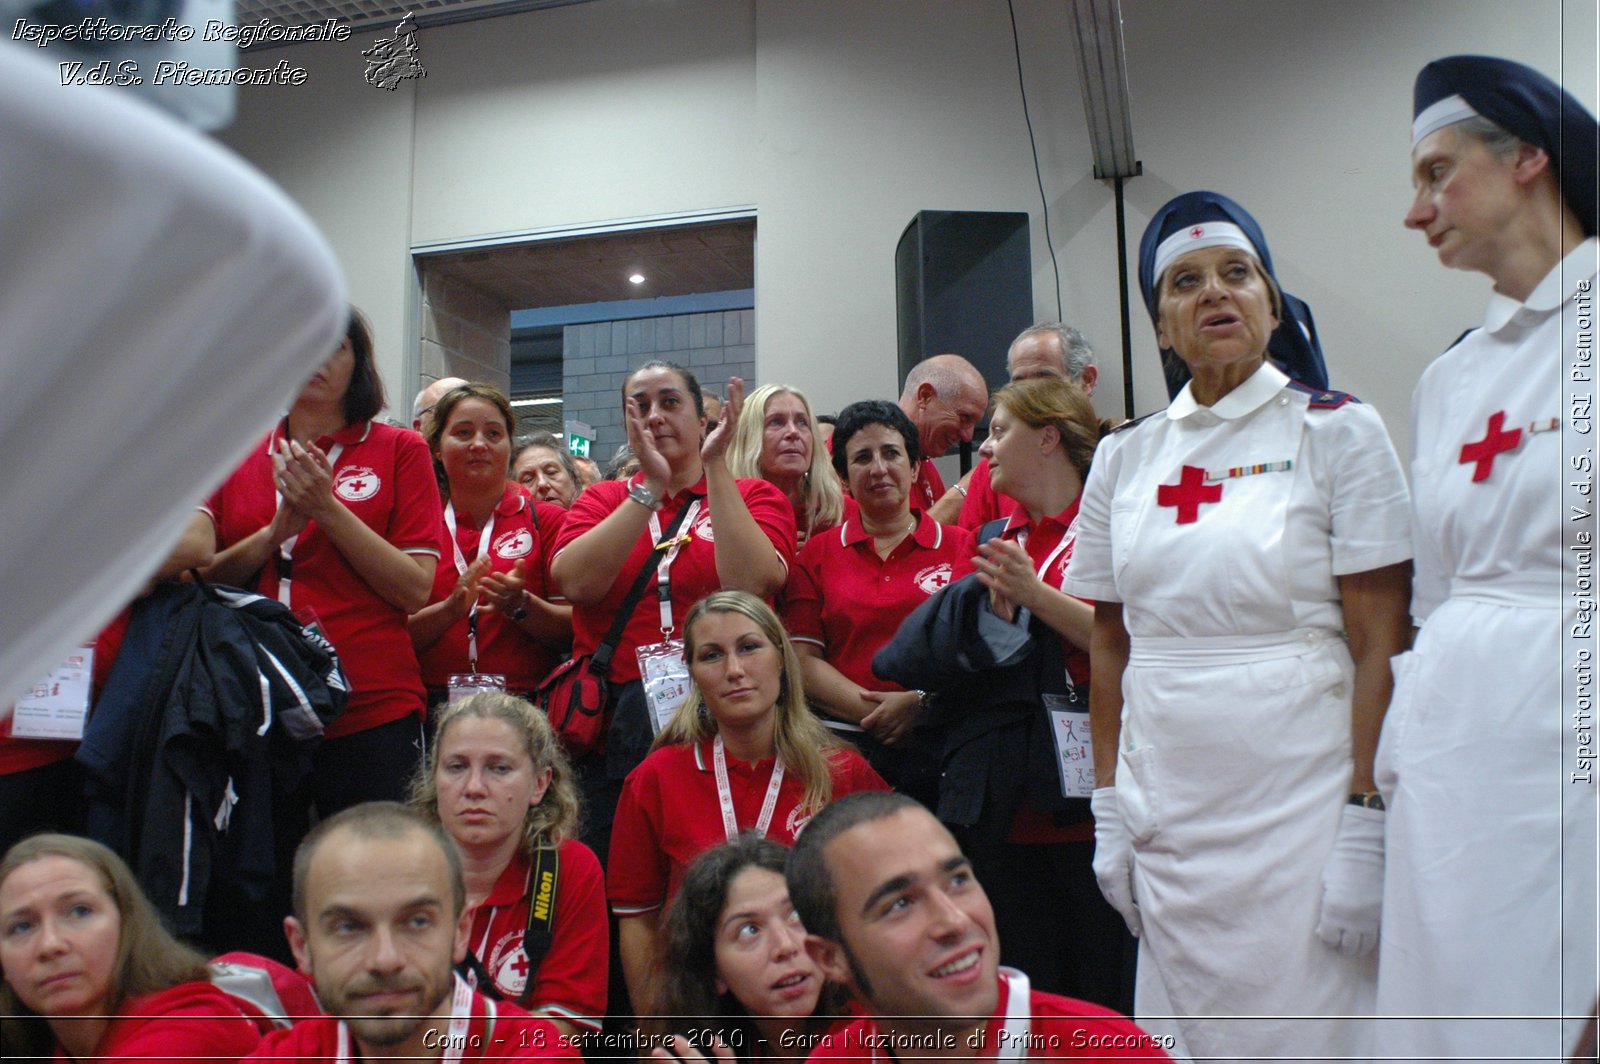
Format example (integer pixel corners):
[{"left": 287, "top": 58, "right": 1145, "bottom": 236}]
[
  {"left": 347, "top": 478, "right": 368, "bottom": 493},
  {"left": 1189, "top": 226, "right": 1205, "bottom": 238},
  {"left": 1458, "top": 410, "right": 1522, "bottom": 482},
  {"left": 1156, "top": 465, "right": 1222, "bottom": 524},
  {"left": 509, "top": 951, "right": 531, "bottom": 979}
]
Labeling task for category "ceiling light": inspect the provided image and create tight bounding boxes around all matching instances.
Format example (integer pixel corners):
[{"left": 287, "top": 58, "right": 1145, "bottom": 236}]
[{"left": 628, "top": 273, "right": 646, "bottom": 285}]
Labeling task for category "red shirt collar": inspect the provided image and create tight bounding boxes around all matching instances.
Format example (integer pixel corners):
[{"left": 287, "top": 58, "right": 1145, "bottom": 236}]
[
  {"left": 497, "top": 483, "right": 529, "bottom": 518},
  {"left": 482, "top": 848, "right": 533, "bottom": 908},
  {"left": 841, "top": 510, "right": 942, "bottom": 549},
  {"left": 1001, "top": 496, "right": 1081, "bottom": 539},
  {"left": 693, "top": 736, "right": 777, "bottom": 774},
  {"left": 271, "top": 418, "right": 371, "bottom": 452}
]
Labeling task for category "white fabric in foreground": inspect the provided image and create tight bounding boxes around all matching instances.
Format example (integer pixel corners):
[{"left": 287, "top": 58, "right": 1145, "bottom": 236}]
[{"left": 0, "top": 43, "right": 345, "bottom": 700}]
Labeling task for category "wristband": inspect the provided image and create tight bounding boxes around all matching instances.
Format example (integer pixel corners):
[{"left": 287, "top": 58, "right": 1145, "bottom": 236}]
[{"left": 628, "top": 482, "right": 664, "bottom": 512}]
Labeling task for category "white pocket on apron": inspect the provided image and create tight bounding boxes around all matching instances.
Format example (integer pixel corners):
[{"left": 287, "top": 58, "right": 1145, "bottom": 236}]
[{"left": 1118, "top": 744, "right": 1163, "bottom": 844}]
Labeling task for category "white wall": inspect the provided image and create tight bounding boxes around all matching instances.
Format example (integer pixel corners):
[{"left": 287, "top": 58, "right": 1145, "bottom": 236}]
[
  {"left": 221, "top": 0, "right": 1598, "bottom": 457},
  {"left": 1113, "top": 0, "right": 1598, "bottom": 449},
  {"left": 222, "top": 34, "right": 416, "bottom": 414},
  {"left": 409, "top": 0, "right": 756, "bottom": 243},
  {"left": 750, "top": 0, "right": 1089, "bottom": 410}
]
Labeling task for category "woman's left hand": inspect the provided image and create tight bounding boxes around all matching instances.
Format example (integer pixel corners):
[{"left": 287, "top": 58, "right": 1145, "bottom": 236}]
[
  {"left": 973, "top": 538, "right": 1041, "bottom": 614},
  {"left": 274, "top": 438, "right": 339, "bottom": 523},
  {"left": 479, "top": 559, "right": 531, "bottom": 617},
  {"left": 860, "top": 689, "right": 923, "bottom": 745},
  {"left": 700, "top": 376, "right": 743, "bottom": 462}
]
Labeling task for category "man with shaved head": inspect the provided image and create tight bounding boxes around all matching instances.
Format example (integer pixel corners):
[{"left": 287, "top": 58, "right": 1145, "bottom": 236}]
[
  {"left": 896, "top": 354, "right": 988, "bottom": 513},
  {"left": 249, "top": 802, "right": 577, "bottom": 1063},
  {"left": 413, "top": 376, "right": 470, "bottom": 432},
  {"left": 926, "top": 323, "right": 1099, "bottom": 528}
]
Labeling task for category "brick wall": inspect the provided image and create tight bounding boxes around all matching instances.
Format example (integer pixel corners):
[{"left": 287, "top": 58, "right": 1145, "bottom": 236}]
[
  {"left": 562, "top": 309, "right": 755, "bottom": 467},
  {"left": 420, "top": 271, "right": 513, "bottom": 402}
]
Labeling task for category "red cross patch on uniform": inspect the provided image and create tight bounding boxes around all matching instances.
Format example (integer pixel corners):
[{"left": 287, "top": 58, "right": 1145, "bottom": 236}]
[
  {"left": 1459, "top": 410, "right": 1522, "bottom": 482},
  {"left": 1157, "top": 465, "right": 1222, "bottom": 524}
]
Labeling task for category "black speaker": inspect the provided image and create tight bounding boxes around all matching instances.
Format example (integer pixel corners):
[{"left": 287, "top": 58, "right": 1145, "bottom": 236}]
[{"left": 895, "top": 210, "right": 1034, "bottom": 397}]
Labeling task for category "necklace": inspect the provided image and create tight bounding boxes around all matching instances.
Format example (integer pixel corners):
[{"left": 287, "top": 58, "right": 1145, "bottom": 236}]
[{"left": 862, "top": 513, "right": 915, "bottom": 538}]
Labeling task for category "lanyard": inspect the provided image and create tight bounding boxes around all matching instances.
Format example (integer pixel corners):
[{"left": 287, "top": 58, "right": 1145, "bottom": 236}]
[
  {"left": 444, "top": 501, "right": 497, "bottom": 576},
  {"left": 275, "top": 435, "right": 345, "bottom": 607},
  {"left": 445, "top": 502, "right": 497, "bottom": 670},
  {"left": 865, "top": 968, "right": 1032, "bottom": 1062},
  {"left": 713, "top": 735, "right": 785, "bottom": 841},
  {"left": 1012, "top": 517, "right": 1077, "bottom": 588},
  {"left": 335, "top": 972, "right": 473, "bottom": 1063},
  {"left": 996, "top": 967, "right": 1032, "bottom": 1061},
  {"left": 649, "top": 499, "right": 701, "bottom": 637}
]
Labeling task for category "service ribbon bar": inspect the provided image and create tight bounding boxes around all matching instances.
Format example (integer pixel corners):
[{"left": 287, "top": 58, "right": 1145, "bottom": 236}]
[
  {"left": 1205, "top": 460, "right": 1293, "bottom": 482},
  {"left": 1526, "top": 417, "right": 1561, "bottom": 434}
]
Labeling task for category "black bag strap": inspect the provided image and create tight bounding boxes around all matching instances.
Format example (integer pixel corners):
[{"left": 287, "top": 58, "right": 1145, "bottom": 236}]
[
  {"left": 517, "top": 843, "right": 560, "bottom": 1007},
  {"left": 453, "top": 844, "right": 561, "bottom": 1008},
  {"left": 589, "top": 493, "right": 699, "bottom": 675}
]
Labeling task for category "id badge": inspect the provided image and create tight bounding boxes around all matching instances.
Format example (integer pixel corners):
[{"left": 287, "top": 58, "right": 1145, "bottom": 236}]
[
  {"left": 637, "top": 639, "right": 691, "bottom": 734},
  {"left": 448, "top": 673, "right": 506, "bottom": 705},
  {"left": 1045, "top": 692, "right": 1095, "bottom": 798},
  {"left": 11, "top": 645, "right": 95, "bottom": 740}
]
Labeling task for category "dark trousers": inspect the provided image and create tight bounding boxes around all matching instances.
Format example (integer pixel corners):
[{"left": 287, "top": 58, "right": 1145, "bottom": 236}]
[
  {"left": 0, "top": 757, "right": 84, "bottom": 855},
  {"left": 573, "top": 680, "right": 649, "bottom": 1047},
  {"left": 970, "top": 838, "right": 1136, "bottom": 1014},
  {"left": 241, "top": 714, "right": 427, "bottom": 963}
]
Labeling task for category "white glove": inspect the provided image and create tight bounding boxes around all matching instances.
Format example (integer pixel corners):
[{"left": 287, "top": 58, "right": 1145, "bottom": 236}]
[
  {"left": 1315, "top": 804, "right": 1385, "bottom": 957},
  {"left": 1091, "top": 787, "right": 1142, "bottom": 937}
]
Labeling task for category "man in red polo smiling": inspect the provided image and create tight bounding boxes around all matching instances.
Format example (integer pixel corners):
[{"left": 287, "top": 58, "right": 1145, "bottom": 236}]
[{"left": 784, "top": 793, "right": 1167, "bottom": 1062}]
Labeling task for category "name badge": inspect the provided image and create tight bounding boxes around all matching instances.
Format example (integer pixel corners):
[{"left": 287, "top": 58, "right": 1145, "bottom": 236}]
[
  {"left": 637, "top": 639, "right": 691, "bottom": 734},
  {"left": 1045, "top": 692, "right": 1095, "bottom": 798},
  {"left": 12, "top": 646, "right": 96, "bottom": 740},
  {"left": 448, "top": 672, "right": 506, "bottom": 704}
]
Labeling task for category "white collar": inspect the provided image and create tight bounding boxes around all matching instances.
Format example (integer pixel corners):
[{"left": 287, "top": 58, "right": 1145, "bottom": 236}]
[
  {"left": 1166, "top": 361, "right": 1289, "bottom": 422},
  {"left": 1483, "top": 236, "right": 1599, "bottom": 333}
]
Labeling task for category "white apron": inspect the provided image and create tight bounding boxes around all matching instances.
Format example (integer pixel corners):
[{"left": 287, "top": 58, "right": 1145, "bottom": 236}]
[
  {"left": 1375, "top": 240, "right": 1599, "bottom": 1061},
  {"left": 1091, "top": 366, "right": 1400, "bottom": 1063}
]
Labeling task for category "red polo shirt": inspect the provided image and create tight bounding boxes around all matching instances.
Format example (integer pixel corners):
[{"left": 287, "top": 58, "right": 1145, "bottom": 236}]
[
  {"left": 806, "top": 970, "right": 1167, "bottom": 1062},
  {"left": 421, "top": 484, "right": 567, "bottom": 692},
  {"left": 207, "top": 420, "right": 443, "bottom": 739},
  {"left": 464, "top": 839, "right": 607, "bottom": 1032},
  {"left": 608, "top": 738, "right": 887, "bottom": 914},
  {"left": 913, "top": 460, "right": 945, "bottom": 513},
  {"left": 958, "top": 458, "right": 1022, "bottom": 532},
  {"left": 991, "top": 498, "right": 1089, "bottom": 686},
  {"left": 552, "top": 474, "right": 795, "bottom": 684},
  {"left": 58, "top": 981, "right": 261, "bottom": 1062},
  {"left": 784, "top": 512, "right": 976, "bottom": 691}
]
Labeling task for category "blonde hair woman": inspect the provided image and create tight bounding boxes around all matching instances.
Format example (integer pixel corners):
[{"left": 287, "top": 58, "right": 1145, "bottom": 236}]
[
  {"left": 606, "top": 591, "right": 886, "bottom": 1018},
  {"left": 725, "top": 383, "right": 843, "bottom": 545},
  {"left": 411, "top": 692, "right": 606, "bottom": 1038}
]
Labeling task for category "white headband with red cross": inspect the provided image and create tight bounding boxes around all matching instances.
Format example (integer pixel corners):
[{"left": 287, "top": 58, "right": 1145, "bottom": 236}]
[{"left": 1151, "top": 221, "right": 1258, "bottom": 286}]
